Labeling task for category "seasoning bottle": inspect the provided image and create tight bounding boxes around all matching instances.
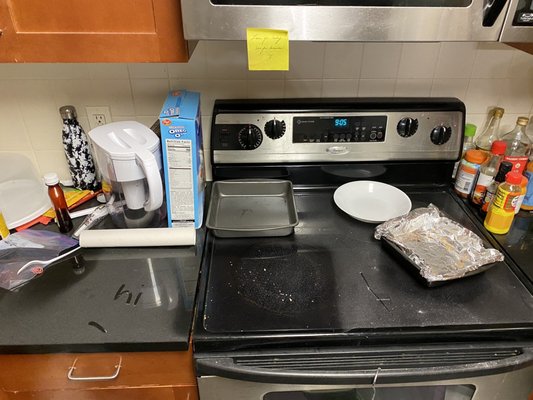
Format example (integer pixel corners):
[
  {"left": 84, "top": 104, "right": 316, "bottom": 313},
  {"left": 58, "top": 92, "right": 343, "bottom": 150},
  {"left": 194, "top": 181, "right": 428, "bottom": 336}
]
[
  {"left": 484, "top": 171, "right": 523, "bottom": 235},
  {"left": 452, "top": 123, "right": 477, "bottom": 179},
  {"left": 475, "top": 107, "right": 504, "bottom": 152},
  {"left": 44, "top": 172, "right": 73, "bottom": 233},
  {"left": 514, "top": 175, "right": 529, "bottom": 214},
  {"left": 521, "top": 159, "right": 533, "bottom": 211},
  {"left": 60, "top": 106, "right": 99, "bottom": 191},
  {"left": 481, "top": 161, "right": 513, "bottom": 213},
  {"left": 454, "top": 149, "right": 487, "bottom": 198},
  {"left": 0, "top": 210, "right": 9, "bottom": 240},
  {"left": 470, "top": 140, "right": 506, "bottom": 205},
  {"left": 500, "top": 116, "right": 531, "bottom": 174}
]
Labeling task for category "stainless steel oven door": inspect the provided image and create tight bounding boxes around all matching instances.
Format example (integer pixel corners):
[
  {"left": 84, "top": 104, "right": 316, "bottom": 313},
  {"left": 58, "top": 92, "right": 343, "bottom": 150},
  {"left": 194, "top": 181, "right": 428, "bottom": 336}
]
[
  {"left": 500, "top": 0, "right": 533, "bottom": 42},
  {"left": 180, "top": 0, "right": 510, "bottom": 42},
  {"left": 195, "top": 345, "right": 533, "bottom": 400},
  {"left": 198, "top": 372, "right": 533, "bottom": 400}
]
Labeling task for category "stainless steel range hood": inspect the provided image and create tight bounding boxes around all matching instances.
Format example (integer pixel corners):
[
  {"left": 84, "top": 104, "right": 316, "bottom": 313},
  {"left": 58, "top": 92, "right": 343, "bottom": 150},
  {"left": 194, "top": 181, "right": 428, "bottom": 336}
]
[{"left": 180, "top": 0, "right": 533, "bottom": 43}]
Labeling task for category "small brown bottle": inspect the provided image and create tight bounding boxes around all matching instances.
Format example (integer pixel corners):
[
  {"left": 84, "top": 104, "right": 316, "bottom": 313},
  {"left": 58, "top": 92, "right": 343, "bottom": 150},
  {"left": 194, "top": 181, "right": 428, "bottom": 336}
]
[{"left": 44, "top": 172, "right": 73, "bottom": 233}]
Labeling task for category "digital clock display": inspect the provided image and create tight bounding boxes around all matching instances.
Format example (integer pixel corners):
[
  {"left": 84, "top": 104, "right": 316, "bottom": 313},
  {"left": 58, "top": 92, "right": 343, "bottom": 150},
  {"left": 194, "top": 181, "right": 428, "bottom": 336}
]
[{"left": 334, "top": 118, "right": 348, "bottom": 128}]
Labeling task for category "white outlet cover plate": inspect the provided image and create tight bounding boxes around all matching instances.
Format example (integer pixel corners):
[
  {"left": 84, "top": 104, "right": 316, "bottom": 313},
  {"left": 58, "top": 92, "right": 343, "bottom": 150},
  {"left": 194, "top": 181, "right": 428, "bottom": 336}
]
[{"left": 86, "top": 106, "right": 112, "bottom": 129}]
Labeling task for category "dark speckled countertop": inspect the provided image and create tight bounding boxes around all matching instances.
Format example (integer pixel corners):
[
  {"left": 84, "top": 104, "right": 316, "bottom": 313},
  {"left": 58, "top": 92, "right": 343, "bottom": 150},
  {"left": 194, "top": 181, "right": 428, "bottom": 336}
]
[
  {"left": 464, "top": 201, "right": 533, "bottom": 292},
  {"left": 0, "top": 231, "right": 204, "bottom": 354}
]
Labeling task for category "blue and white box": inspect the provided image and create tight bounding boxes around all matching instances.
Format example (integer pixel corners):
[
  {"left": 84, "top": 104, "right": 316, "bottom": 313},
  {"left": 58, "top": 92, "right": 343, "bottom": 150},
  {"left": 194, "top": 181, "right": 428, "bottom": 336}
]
[{"left": 159, "top": 90, "right": 204, "bottom": 229}]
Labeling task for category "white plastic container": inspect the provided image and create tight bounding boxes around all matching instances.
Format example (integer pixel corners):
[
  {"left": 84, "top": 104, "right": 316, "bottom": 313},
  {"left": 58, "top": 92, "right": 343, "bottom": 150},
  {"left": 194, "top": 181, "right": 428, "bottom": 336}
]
[{"left": 0, "top": 154, "right": 50, "bottom": 229}]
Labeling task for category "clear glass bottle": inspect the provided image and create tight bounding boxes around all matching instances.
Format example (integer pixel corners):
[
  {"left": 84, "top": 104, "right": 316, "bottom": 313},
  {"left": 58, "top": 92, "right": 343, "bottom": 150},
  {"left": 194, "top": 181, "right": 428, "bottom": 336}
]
[
  {"left": 470, "top": 140, "right": 506, "bottom": 205},
  {"left": 500, "top": 116, "right": 532, "bottom": 174},
  {"left": 474, "top": 107, "right": 504, "bottom": 152},
  {"left": 44, "top": 172, "right": 73, "bottom": 233},
  {"left": 452, "top": 123, "right": 476, "bottom": 179},
  {"left": 481, "top": 161, "right": 513, "bottom": 213}
]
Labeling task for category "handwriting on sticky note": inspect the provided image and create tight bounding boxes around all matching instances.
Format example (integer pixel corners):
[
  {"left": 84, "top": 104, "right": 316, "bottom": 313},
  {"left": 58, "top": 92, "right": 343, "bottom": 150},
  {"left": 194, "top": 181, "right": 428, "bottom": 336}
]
[{"left": 247, "top": 28, "right": 289, "bottom": 71}]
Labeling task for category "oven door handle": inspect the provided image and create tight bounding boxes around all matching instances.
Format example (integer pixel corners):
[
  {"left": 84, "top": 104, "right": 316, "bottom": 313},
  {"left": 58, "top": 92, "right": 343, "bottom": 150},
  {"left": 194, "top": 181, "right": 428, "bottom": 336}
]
[
  {"left": 483, "top": 0, "right": 509, "bottom": 27},
  {"left": 196, "top": 347, "right": 533, "bottom": 384}
]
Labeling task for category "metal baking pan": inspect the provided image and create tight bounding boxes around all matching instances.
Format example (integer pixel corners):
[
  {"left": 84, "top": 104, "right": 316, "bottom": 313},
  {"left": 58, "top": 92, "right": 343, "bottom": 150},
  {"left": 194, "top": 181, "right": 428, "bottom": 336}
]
[
  {"left": 206, "top": 179, "right": 299, "bottom": 238},
  {"left": 381, "top": 237, "right": 497, "bottom": 287}
]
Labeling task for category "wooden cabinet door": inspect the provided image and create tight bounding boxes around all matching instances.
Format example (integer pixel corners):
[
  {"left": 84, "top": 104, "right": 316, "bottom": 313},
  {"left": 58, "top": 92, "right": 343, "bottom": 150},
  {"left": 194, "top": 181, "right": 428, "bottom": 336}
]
[
  {"left": 4, "top": 388, "right": 178, "bottom": 400},
  {"left": 0, "top": 0, "right": 188, "bottom": 62},
  {"left": 0, "top": 350, "right": 198, "bottom": 399}
]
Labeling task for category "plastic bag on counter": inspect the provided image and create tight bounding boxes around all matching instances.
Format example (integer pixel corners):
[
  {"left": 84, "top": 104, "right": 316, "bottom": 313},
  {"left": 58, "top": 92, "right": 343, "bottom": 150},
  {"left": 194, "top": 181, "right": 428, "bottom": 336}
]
[
  {"left": 374, "top": 204, "right": 504, "bottom": 286},
  {"left": 0, "top": 230, "right": 79, "bottom": 291}
]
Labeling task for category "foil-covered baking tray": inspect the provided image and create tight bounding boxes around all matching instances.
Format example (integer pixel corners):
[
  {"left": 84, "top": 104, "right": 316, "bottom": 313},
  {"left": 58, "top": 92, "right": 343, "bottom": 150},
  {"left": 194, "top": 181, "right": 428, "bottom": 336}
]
[
  {"left": 206, "top": 179, "right": 299, "bottom": 238},
  {"left": 374, "top": 204, "right": 504, "bottom": 287}
]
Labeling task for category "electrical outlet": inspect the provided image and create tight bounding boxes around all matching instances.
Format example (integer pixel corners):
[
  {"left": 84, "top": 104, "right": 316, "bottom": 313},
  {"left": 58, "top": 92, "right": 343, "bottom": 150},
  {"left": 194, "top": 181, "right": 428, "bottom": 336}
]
[{"left": 86, "top": 106, "right": 112, "bottom": 130}]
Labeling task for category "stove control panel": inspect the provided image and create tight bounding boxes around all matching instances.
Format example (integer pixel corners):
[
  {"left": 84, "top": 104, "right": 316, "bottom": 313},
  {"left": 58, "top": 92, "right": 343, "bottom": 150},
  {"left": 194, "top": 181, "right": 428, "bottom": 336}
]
[
  {"left": 211, "top": 99, "right": 465, "bottom": 164},
  {"left": 293, "top": 116, "right": 386, "bottom": 143}
]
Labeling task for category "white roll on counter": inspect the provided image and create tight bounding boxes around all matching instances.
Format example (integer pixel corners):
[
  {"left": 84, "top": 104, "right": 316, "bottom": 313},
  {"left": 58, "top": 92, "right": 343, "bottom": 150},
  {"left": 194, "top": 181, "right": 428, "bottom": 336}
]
[{"left": 79, "top": 227, "right": 196, "bottom": 248}]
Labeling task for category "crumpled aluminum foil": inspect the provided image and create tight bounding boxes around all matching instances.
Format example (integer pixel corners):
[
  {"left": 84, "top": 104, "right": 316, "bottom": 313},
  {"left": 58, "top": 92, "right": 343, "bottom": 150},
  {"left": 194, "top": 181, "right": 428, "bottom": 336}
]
[{"left": 374, "top": 204, "right": 504, "bottom": 283}]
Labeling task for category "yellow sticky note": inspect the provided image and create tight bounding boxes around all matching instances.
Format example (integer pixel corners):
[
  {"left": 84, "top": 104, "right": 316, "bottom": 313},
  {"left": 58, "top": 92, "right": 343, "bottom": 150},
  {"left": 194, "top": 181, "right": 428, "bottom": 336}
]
[{"left": 246, "top": 28, "right": 289, "bottom": 71}]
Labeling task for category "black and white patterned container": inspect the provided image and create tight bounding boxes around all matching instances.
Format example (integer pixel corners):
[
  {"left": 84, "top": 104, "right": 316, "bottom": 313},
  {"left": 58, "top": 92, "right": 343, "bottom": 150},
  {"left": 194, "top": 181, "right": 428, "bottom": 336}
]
[{"left": 60, "top": 105, "right": 99, "bottom": 191}]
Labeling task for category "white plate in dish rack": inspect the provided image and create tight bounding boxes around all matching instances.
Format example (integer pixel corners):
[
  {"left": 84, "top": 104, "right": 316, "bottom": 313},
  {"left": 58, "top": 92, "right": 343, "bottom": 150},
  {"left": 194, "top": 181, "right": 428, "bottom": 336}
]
[{"left": 333, "top": 180, "right": 412, "bottom": 223}]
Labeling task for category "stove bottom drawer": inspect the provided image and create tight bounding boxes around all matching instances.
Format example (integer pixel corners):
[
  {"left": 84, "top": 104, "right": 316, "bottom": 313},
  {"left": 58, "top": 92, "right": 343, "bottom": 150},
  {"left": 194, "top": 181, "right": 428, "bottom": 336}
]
[{"left": 198, "top": 369, "right": 533, "bottom": 400}]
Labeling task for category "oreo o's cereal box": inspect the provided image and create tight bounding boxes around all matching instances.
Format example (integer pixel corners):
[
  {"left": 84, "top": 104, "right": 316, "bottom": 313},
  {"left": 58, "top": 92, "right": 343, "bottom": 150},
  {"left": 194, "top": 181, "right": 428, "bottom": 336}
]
[{"left": 159, "top": 90, "right": 204, "bottom": 229}]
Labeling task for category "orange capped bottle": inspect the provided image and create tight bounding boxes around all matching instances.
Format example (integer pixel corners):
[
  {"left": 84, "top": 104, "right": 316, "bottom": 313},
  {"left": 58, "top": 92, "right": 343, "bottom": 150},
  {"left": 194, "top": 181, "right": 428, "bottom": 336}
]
[
  {"left": 484, "top": 171, "right": 523, "bottom": 235},
  {"left": 454, "top": 149, "right": 487, "bottom": 198}
]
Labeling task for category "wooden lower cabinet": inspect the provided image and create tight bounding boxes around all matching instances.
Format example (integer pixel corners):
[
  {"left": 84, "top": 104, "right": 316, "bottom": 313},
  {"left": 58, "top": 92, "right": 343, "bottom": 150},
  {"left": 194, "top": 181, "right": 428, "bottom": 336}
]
[{"left": 0, "top": 350, "right": 198, "bottom": 400}]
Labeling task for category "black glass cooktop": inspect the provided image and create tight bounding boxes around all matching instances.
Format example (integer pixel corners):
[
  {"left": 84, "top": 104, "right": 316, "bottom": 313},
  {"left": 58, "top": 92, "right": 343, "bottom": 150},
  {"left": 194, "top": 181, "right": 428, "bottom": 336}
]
[{"left": 196, "top": 186, "right": 533, "bottom": 349}]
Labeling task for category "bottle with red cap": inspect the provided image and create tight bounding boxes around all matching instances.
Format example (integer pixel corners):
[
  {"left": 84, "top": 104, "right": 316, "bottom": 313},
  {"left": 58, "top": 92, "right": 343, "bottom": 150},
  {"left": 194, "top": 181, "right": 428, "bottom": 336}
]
[
  {"left": 470, "top": 140, "right": 507, "bottom": 205},
  {"left": 484, "top": 171, "right": 523, "bottom": 235},
  {"left": 500, "top": 116, "right": 531, "bottom": 174}
]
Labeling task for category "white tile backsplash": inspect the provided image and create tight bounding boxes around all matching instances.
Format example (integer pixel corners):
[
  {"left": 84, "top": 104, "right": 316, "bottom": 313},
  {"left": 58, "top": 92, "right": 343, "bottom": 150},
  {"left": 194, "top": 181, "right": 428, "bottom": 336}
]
[
  {"left": 286, "top": 42, "right": 325, "bottom": 80},
  {"left": 321, "top": 79, "right": 358, "bottom": 97},
  {"left": 323, "top": 43, "right": 363, "bottom": 79},
  {"left": 284, "top": 80, "right": 323, "bottom": 97},
  {"left": 358, "top": 79, "right": 396, "bottom": 96},
  {"left": 205, "top": 41, "right": 248, "bottom": 80},
  {"left": 0, "top": 41, "right": 532, "bottom": 181},
  {"left": 434, "top": 42, "right": 478, "bottom": 79},
  {"left": 247, "top": 80, "right": 285, "bottom": 98},
  {"left": 397, "top": 43, "right": 440, "bottom": 79},
  {"left": 471, "top": 42, "right": 515, "bottom": 79},
  {"left": 431, "top": 78, "right": 469, "bottom": 99},
  {"left": 360, "top": 43, "right": 402, "bottom": 79},
  {"left": 394, "top": 79, "right": 433, "bottom": 97}
]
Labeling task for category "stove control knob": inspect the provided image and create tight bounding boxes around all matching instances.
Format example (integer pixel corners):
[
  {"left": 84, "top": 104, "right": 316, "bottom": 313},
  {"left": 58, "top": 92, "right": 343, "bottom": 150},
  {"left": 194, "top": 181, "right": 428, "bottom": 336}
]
[
  {"left": 397, "top": 117, "right": 418, "bottom": 138},
  {"left": 237, "top": 124, "right": 263, "bottom": 150},
  {"left": 430, "top": 125, "right": 452, "bottom": 145},
  {"left": 264, "top": 119, "right": 286, "bottom": 139}
]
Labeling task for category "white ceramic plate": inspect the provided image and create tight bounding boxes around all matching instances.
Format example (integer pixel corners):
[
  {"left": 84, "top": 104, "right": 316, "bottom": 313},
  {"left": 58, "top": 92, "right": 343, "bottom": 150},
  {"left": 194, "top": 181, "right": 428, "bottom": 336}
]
[{"left": 333, "top": 180, "right": 412, "bottom": 223}]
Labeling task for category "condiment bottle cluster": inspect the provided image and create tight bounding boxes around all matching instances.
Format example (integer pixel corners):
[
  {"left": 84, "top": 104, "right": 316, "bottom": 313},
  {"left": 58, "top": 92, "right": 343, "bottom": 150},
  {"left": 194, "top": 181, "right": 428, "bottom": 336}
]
[{"left": 454, "top": 107, "right": 533, "bottom": 235}]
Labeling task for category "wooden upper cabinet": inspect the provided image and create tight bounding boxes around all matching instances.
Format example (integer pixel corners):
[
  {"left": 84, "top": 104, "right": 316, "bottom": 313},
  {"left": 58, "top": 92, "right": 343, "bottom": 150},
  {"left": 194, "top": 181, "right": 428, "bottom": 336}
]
[{"left": 0, "top": 0, "right": 189, "bottom": 62}]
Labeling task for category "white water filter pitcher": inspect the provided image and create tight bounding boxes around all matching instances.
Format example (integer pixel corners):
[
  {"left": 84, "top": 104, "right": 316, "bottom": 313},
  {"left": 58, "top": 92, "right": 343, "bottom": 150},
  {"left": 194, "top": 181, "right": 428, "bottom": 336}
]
[{"left": 88, "top": 121, "right": 165, "bottom": 228}]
